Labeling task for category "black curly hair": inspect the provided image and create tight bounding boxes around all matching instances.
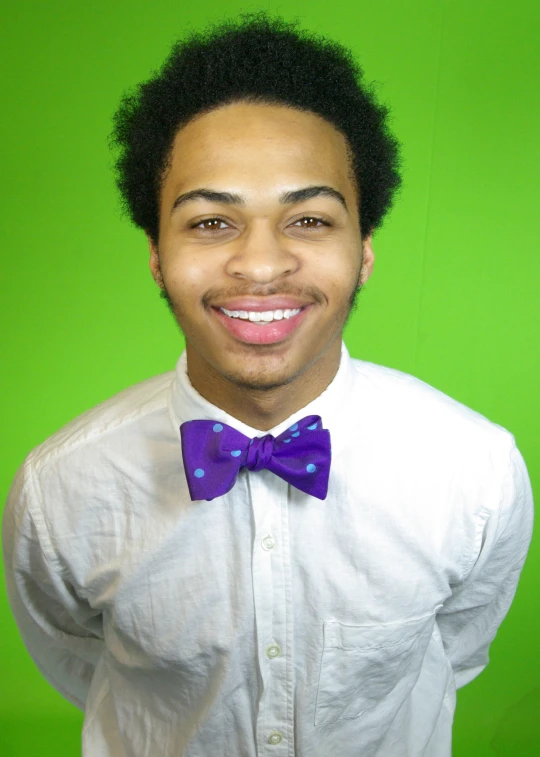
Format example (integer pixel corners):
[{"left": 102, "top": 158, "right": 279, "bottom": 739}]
[{"left": 111, "top": 13, "right": 401, "bottom": 242}]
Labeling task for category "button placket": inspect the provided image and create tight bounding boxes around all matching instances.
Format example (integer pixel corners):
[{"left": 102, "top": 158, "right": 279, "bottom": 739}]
[{"left": 249, "top": 470, "right": 292, "bottom": 754}]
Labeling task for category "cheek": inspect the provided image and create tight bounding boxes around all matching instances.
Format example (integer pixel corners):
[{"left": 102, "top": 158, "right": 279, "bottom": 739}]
[
  {"left": 163, "top": 251, "right": 213, "bottom": 297},
  {"left": 310, "top": 249, "right": 360, "bottom": 300}
]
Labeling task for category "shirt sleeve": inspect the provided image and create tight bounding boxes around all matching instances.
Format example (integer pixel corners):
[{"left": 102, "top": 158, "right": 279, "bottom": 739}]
[
  {"left": 436, "top": 440, "right": 534, "bottom": 689},
  {"left": 2, "top": 458, "right": 104, "bottom": 710}
]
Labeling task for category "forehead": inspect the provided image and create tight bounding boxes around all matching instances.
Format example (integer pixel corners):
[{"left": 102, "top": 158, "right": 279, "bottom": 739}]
[{"left": 164, "top": 102, "right": 355, "bottom": 197}]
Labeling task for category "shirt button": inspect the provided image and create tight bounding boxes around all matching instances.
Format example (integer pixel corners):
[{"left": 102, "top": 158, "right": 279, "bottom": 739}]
[
  {"left": 261, "top": 535, "right": 276, "bottom": 551},
  {"left": 266, "top": 643, "right": 281, "bottom": 659},
  {"left": 268, "top": 732, "right": 283, "bottom": 745}
]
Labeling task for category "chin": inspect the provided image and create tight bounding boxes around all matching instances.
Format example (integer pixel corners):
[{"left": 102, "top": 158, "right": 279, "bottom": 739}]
[
  {"left": 222, "top": 366, "right": 297, "bottom": 393},
  {"left": 231, "top": 376, "right": 295, "bottom": 392},
  {"left": 216, "top": 351, "right": 302, "bottom": 392}
]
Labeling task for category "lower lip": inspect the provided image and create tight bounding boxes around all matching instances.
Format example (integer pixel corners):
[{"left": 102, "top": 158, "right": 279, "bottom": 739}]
[{"left": 213, "top": 307, "right": 310, "bottom": 345}]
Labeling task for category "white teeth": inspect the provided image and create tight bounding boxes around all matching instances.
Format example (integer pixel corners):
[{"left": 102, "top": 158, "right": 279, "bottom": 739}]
[{"left": 220, "top": 307, "right": 302, "bottom": 322}]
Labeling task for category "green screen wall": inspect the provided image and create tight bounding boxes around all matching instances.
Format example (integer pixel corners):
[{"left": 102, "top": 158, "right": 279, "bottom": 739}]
[{"left": 1, "top": 1, "right": 538, "bottom": 755}]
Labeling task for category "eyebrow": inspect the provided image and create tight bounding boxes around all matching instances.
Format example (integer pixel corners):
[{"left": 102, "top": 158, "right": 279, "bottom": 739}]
[{"left": 171, "top": 185, "right": 348, "bottom": 213}]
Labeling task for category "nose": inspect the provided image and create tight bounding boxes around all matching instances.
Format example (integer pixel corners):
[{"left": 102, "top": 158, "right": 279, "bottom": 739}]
[{"left": 224, "top": 221, "right": 299, "bottom": 284}]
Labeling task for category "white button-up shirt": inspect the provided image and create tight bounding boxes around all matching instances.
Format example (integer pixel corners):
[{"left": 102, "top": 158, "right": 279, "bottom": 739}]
[{"left": 3, "top": 343, "right": 533, "bottom": 757}]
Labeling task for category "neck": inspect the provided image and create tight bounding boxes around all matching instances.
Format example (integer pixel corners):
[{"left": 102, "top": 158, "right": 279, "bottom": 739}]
[{"left": 185, "top": 339, "right": 342, "bottom": 431}]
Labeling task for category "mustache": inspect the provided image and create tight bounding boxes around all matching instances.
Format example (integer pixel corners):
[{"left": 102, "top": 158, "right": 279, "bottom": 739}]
[{"left": 202, "top": 284, "right": 327, "bottom": 309}]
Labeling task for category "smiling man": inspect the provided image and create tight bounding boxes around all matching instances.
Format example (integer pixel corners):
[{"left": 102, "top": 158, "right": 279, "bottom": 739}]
[
  {"left": 151, "top": 100, "right": 370, "bottom": 427},
  {"left": 2, "top": 13, "right": 533, "bottom": 757}
]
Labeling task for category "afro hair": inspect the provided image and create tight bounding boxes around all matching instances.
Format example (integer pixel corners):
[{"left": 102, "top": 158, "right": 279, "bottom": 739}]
[{"left": 111, "top": 13, "right": 401, "bottom": 242}]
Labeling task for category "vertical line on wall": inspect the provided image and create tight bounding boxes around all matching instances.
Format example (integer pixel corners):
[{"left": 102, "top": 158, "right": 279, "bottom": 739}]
[{"left": 412, "top": 0, "right": 446, "bottom": 374}]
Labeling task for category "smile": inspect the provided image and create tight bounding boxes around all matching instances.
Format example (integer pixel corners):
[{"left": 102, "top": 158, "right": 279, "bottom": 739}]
[
  {"left": 220, "top": 307, "right": 302, "bottom": 323},
  {"left": 213, "top": 305, "right": 310, "bottom": 345}
]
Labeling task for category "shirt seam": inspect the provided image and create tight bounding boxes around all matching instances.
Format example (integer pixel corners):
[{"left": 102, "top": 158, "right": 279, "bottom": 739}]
[
  {"left": 28, "top": 380, "right": 172, "bottom": 479},
  {"left": 458, "top": 436, "right": 515, "bottom": 583},
  {"left": 20, "top": 455, "right": 68, "bottom": 572}
]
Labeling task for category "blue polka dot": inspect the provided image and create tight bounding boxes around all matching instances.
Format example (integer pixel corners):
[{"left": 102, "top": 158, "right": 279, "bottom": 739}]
[
  {"left": 231, "top": 450, "right": 242, "bottom": 457},
  {"left": 292, "top": 431, "right": 300, "bottom": 437},
  {"left": 307, "top": 423, "right": 318, "bottom": 430},
  {"left": 283, "top": 438, "right": 291, "bottom": 443},
  {"left": 306, "top": 463, "right": 317, "bottom": 473},
  {"left": 213, "top": 423, "right": 223, "bottom": 432},
  {"left": 194, "top": 468, "right": 205, "bottom": 478},
  {"left": 289, "top": 423, "right": 299, "bottom": 431}
]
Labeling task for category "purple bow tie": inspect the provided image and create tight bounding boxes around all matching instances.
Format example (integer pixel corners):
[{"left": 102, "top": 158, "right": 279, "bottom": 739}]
[{"left": 180, "top": 415, "right": 331, "bottom": 501}]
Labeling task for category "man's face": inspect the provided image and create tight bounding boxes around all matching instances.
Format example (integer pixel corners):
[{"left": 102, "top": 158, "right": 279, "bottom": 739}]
[{"left": 149, "top": 102, "right": 373, "bottom": 391}]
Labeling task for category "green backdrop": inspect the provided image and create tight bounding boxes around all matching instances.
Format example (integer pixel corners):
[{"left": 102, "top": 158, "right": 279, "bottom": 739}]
[{"left": 1, "top": 1, "right": 538, "bottom": 755}]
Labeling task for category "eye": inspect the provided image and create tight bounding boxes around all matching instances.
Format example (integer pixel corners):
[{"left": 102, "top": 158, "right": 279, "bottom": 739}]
[
  {"left": 291, "top": 216, "right": 331, "bottom": 229},
  {"left": 190, "top": 217, "right": 230, "bottom": 231}
]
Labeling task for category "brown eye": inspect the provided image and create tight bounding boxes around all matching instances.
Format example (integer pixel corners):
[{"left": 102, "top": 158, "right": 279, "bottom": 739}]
[
  {"left": 291, "top": 216, "right": 332, "bottom": 231},
  {"left": 292, "top": 216, "right": 329, "bottom": 229},
  {"left": 191, "top": 218, "right": 229, "bottom": 231}
]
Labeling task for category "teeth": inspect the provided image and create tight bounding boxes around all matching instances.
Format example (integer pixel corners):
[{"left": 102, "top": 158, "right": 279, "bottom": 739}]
[{"left": 220, "top": 307, "right": 301, "bottom": 322}]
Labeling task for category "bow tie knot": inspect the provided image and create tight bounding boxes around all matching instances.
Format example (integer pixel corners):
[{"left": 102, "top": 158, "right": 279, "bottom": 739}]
[
  {"left": 246, "top": 434, "right": 275, "bottom": 471},
  {"left": 180, "top": 415, "right": 331, "bottom": 501}
]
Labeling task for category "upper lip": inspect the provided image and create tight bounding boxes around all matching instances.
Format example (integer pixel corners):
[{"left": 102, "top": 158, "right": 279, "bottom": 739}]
[{"left": 213, "top": 297, "right": 311, "bottom": 312}]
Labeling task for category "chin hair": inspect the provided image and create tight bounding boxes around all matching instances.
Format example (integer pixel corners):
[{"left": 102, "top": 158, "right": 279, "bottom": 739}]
[{"left": 225, "top": 371, "right": 297, "bottom": 393}]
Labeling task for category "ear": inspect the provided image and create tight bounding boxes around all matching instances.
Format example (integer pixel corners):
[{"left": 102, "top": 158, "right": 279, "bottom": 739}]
[
  {"left": 147, "top": 234, "right": 164, "bottom": 289},
  {"left": 359, "top": 234, "right": 375, "bottom": 286}
]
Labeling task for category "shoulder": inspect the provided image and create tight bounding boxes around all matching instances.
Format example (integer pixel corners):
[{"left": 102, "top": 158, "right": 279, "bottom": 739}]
[
  {"left": 4, "top": 369, "right": 177, "bottom": 564},
  {"left": 347, "top": 357, "right": 515, "bottom": 459},
  {"left": 27, "top": 370, "right": 175, "bottom": 474}
]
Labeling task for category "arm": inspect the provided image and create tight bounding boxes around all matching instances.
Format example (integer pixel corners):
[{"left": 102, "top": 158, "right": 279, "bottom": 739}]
[
  {"left": 436, "top": 441, "right": 534, "bottom": 688},
  {"left": 2, "top": 459, "right": 104, "bottom": 710}
]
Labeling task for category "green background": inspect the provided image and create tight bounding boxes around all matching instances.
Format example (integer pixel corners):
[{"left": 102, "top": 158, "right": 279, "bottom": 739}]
[{"left": 1, "top": 0, "right": 538, "bottom": 754}]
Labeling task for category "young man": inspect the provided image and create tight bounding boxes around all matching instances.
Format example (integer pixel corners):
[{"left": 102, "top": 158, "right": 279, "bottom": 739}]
[{"left": 3, "top": 14, "right": 533, "bottom": 757}]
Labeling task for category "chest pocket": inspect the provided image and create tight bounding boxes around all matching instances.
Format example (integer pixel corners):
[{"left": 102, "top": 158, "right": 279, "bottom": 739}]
[{"left": 314, "top": 608, "right": 440, "bottom": 727}]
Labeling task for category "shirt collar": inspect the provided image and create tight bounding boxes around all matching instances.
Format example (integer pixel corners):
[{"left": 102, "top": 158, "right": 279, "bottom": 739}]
[{"left": 168, "top": 340, "right": 355, "bottom": 451}]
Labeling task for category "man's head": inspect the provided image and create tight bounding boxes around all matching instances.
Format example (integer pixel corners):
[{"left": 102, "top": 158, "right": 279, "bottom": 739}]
[{"left": 111, "top": 14, "right": 401, "bottom": 401}]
